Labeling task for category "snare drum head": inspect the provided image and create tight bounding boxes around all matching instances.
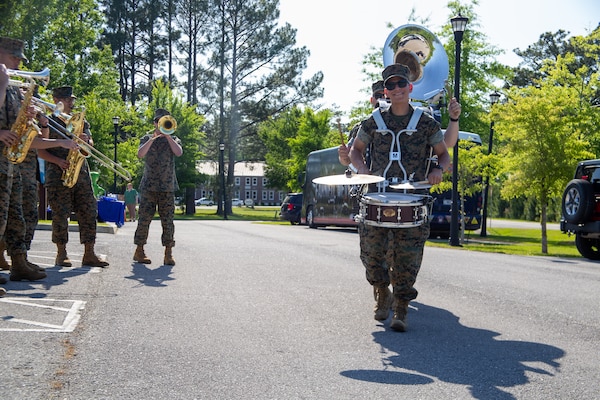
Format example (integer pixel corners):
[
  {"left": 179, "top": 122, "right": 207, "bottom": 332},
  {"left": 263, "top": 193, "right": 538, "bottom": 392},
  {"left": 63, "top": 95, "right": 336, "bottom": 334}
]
[{"left": 362, "top": 192, "right": 425, "bottom": 204}]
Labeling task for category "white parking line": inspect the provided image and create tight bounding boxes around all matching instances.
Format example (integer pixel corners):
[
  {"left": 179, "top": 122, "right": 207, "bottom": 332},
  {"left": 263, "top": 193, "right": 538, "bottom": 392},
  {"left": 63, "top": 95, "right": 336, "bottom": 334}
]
[{"left": 0, "top": 298, "right": 86, "bottom": 332}]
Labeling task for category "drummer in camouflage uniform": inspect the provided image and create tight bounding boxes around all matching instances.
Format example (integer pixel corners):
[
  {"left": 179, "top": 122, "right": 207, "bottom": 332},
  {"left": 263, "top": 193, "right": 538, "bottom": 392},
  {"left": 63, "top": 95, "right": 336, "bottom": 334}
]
[
  {"left": 350, "top": 63, "right": 460, "bottom": 332},
  {"left": 133, "top": 108, "right": 183, "bottom": 266}
]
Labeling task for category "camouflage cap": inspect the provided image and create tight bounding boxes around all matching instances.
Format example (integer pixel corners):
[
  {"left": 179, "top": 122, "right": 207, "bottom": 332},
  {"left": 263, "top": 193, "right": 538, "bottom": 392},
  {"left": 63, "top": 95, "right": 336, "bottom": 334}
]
[
  {"left": 154, "top": 108, "right": 171, "bottom": 120},
  {"left": 382, "top": 64, "right": 411, "bottom": 84},
  {"left": 371, "top": 80, "right": 384, "bottom": 95},
  {"left": 52, "top": 86, "right": 77, "bottom": 99},
  {"left": 0, "top": 37, "right": 28, "bottom": 62}
]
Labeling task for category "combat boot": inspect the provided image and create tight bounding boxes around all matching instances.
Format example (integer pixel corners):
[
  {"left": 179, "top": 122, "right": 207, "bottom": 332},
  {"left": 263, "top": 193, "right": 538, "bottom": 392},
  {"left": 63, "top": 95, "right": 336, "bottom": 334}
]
[
  {"left": 390, "top": 300, "right": 410, "bottom": 332},
  {"left": 82, "top": 243, "right": 109, "bottom": 268},
  {"left": 133, "top": 245, "right": 151, "bottom": 264},
  {"left": 55, "top": 243, "right": 72, "bottom": 267},
  {"left": 0, "top": 239, "right": 10, "bottom": 270},
  {"left": 164, "top": 246, "right": 175, "bottom": 266},
  {"left": 10, "top": 253, "right": 46, "bottom": 281},
  {"left": 373, "top": 285, "right": 393, "bottom": 321},
  {"left": 27, "top": 259, "right": 45, "bottom": 272}
]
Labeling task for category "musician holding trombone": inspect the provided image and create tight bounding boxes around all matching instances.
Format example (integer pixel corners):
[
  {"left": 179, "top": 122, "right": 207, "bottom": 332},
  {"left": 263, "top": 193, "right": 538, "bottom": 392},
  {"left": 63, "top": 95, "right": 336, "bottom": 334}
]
[
  {"left": 133, "top": 108, "right": 182, "bottom": 266},
  {"left": 37, "top": 86, "right": 109, "bottom": 269}
]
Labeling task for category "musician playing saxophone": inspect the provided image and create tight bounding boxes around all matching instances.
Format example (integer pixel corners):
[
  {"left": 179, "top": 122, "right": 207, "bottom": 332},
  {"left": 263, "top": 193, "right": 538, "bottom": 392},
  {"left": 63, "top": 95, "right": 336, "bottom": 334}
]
[
  {"left": 0, "top": 37, "right": 50, "bottom": 284},
  {"left": 37, "top": 86, "right": 108, "bottom": 268}
]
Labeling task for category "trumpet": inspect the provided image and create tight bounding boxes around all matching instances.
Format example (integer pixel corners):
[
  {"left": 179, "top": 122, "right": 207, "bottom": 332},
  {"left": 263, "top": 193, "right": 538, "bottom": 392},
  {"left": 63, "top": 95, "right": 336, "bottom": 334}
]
[
  {"left": 7, "top": 67, "right": 51, "bottom": 88},
  {"left": 32, "top": 98, "right": 71, "bottom": 120},
  {"left": 45, "top": 116, "right": 132, "bottom": 187}
]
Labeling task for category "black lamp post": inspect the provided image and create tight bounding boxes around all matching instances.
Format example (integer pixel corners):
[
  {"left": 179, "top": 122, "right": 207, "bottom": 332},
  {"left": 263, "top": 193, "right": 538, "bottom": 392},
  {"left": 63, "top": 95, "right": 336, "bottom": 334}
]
[
  {"left": 480, "top": 91, "right": 501, "bottom": 237},
  {"left": 219, "top": 142, "right": 227, "bottom": 220},
  {"left": 449, "top": 13, "right": 468, "bottom": 247},
  {"left": 112, "top": 116, "right": 120, "bottom": 194}
]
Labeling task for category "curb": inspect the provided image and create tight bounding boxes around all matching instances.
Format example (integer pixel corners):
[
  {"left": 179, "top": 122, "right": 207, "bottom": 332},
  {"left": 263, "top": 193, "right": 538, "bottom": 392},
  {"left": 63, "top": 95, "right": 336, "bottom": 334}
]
[{"left": 36, "top": 223, "right": 118, "bottom": 234}]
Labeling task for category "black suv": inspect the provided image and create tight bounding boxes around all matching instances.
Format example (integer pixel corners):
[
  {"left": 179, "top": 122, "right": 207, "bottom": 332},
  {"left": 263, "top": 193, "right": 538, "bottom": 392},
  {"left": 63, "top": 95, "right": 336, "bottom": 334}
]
[
  {"left": 560, "top": 159, "right": 600, "bottom": 260},
  {"left": 280, "top": 193, "right": 303, "bottom": 225}
]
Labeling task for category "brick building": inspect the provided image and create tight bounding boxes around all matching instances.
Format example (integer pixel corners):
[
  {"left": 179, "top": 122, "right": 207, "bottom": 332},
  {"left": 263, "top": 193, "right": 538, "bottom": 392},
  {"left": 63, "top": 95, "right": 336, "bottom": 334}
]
[{"left": 195, "top": 161, "right": 286, "bottom": 206}]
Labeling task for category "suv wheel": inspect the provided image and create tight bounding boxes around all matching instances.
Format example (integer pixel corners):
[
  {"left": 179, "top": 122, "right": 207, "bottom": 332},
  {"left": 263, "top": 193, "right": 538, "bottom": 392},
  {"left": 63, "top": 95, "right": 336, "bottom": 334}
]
[
  {"left": 575, "top": 233, "right": 600, "bottom": 260},
  {"left": 562, "top": 179, "right": 595, "bottom": 224}
]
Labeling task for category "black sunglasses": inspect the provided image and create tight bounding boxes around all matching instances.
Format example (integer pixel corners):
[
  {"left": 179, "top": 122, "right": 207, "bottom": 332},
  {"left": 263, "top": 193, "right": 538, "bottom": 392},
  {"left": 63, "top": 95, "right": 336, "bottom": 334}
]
[
  {"left": 384, "top": 79, "right": 409, "bottom": 90},
  {"left": 373, "top": 92, "right": 385, "bottom": 99}
]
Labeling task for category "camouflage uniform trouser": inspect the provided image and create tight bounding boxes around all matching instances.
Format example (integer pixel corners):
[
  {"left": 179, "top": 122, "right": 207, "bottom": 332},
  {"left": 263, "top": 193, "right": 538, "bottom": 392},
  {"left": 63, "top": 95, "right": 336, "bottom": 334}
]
[
  {"left": 21, "top": 152, "right": 38, "bottom": 250},
  {"left": 46, "top": 174, "right": 98, "bottom": 245},
  {"left": 134, "top": 191, "right": 175, "bottom": 247},
  {"left": 0, "top": 166, "right": 27, "bottom": 257},
  {"left": 358, "top": 221, "right": 430, "bottom": 302}
]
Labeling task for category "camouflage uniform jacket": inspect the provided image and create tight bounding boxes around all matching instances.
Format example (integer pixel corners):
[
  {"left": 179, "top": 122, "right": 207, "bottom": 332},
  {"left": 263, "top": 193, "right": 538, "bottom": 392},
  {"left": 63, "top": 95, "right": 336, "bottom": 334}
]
[
  {"left": 138, "top": 134, "right": 181, "bottom": 193},
  {"left": 356, "top": 105, "right": 443, "bottom": 183}
]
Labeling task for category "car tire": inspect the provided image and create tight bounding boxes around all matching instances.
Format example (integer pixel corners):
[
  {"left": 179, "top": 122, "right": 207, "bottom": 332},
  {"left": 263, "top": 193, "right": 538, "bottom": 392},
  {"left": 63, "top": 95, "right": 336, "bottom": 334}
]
[
  {"left": 575, "top": 233, "right": 600, "bottom": 260},
  {"left": 562, "top": 179, "right": 595, "bottom": 224},
  {"left": 306, "top": 206, "right": 316, "bottom": 229}
]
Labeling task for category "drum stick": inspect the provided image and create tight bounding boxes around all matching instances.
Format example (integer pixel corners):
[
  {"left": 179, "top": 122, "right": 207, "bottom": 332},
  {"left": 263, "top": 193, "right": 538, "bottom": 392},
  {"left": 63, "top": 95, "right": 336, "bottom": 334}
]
[{"left": 336, "top": 118, "right": 345, "bottom": 146}]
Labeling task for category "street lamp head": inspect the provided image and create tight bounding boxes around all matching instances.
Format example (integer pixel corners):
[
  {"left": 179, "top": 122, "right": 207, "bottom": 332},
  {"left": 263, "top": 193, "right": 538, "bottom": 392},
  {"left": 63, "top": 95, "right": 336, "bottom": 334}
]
[
  {"left": 112, "top": 116, "right": 120, "bottom": 126},
  {"left": 451, "top": 13, "right": 469, "bottom": 33},
  {"left": 219, "top": 143, "right": 225, "bottom": 151},
  {"left": 489, "top": 91, "right": 501, "bottom": 105}
]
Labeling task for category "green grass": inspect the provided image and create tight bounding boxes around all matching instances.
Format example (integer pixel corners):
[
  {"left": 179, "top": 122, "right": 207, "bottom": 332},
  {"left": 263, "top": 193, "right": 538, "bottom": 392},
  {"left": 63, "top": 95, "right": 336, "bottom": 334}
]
[
  {"left": 175, "top": 205, "right": 286, "bottom": 223},
  {"left": 426, "top": 227, "right": 580, "bottom": 258}
]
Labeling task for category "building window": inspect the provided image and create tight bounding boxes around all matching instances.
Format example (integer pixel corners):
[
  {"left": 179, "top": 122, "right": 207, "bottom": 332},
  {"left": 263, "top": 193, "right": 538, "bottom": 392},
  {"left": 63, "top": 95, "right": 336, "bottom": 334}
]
[
  {"left": 235, "top": 177, "right": 240, "bottom": 186},
  {"left": 252, "top": 190, "right": 257, "bottom": 200},
  {"left": 245, "top": 190, "right": 251, "bottom": 200},
  {"left": 262, "top": 191, "right": 267, "bottom": 201},
  {"left": 263, "top": 177, "right": 268, "bottom": 186},
  {"left": 252, "top": 177, "right": 258, "bottom": 186},
  {"left": 245, "top": 177, "right": 251, "bottom": 187},
  {"left": 269, "top": 191, "right": 274, "bottom": 200}
]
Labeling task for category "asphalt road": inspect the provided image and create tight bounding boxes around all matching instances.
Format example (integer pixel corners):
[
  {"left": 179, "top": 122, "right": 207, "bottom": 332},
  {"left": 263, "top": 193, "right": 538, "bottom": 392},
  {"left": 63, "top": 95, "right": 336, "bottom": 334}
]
[{"left": 1, "top": 220, "right": 598, "bottom": 399}]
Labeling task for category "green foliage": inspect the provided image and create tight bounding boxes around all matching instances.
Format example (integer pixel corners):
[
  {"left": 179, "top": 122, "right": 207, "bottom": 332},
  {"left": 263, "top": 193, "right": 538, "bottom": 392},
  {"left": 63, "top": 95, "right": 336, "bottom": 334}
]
[{"left": 259, "top": 106, "right": 332, "bottom": 192}]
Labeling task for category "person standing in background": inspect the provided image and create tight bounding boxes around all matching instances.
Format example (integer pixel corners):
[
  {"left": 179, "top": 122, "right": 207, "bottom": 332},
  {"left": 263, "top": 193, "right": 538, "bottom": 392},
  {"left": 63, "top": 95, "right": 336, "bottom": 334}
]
[{"left": 124, "top": 182, "right": 138, "bottom": 222}]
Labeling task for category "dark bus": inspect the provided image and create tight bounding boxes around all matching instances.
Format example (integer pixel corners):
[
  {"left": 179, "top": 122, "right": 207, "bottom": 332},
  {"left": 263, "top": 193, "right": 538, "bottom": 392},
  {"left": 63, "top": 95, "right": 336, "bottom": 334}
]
[
  {"left": 302, "top": 146, "right": 360, "bottom": 228},
  {"left": 302, "top": 131, "right": 483, "bottom": 235}
]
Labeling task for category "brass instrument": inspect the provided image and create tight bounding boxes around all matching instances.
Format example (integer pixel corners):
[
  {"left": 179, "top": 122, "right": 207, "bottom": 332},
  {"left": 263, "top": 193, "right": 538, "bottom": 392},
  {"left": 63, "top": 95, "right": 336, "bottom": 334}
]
[
  {"left": 157, "top": 115, "right": 177, "bottom": 135},
  {"left": 3, "top": 69, "right": 52, "bottom": 163},
  {"left": 383, "top": 24, "right": 449, "bottom": 104},
  {"left": 46, "top": 113, "right": 132, "bottom": 188},
  {"left": 7, "top": 68, "right": 51, "bottom": 88}
]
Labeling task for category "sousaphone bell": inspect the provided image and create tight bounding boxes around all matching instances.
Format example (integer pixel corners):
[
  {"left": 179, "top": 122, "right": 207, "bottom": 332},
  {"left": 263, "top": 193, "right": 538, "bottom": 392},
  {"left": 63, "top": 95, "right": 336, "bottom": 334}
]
[{"left": 383, "top": 24, "right": 449, "bottom": 104}]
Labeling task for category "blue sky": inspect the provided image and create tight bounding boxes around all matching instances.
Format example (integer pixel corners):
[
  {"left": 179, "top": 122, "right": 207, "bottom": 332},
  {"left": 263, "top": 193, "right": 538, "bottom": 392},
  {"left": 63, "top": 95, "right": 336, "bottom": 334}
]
[{"left": 278, "top": 0, "right": 599, "bottom": 115}]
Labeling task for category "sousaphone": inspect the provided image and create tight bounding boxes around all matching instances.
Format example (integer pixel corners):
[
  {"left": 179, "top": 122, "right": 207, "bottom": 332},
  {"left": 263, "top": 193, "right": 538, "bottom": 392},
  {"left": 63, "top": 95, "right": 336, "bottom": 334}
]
[{"left": 383, "top": 24, "right": 449, "bottom": 104}]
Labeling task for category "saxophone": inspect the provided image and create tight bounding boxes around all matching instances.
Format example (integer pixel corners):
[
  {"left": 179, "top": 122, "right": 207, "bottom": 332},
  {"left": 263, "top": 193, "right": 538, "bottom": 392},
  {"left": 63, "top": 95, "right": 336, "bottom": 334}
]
[
  {"left": 61, "top": 111, "right": 89, "bottom": 188},
  {"left": 3, "top": 83, "right": 40, "bottom": 164}
]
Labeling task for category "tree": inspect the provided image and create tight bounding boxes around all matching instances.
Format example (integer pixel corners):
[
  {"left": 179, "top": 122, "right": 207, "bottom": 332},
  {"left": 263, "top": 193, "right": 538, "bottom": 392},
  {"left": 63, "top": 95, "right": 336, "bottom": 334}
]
[
  {"left": 492, "top": 55, "right": 596, "bottom": 253},
  {"left": 259, "top": 107, "right": 333, "bottom": 192},
  {"left": 198, "top": 0, "right": 323, "bottom": 215}
]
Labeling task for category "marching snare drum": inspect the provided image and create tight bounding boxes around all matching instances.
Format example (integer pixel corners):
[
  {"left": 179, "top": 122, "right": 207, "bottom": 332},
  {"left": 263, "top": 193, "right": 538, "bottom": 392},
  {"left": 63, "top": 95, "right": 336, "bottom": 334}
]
[{"left": 358, "top": 192, "right": 432, "bottom": 228}]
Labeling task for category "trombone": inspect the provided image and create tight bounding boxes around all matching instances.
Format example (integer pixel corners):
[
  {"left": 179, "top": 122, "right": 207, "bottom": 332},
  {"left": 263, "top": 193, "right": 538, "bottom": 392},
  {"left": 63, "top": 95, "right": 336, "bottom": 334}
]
[
  {"left": 45, "top": 116, "right": 132, "bottom": 183},
  {"left": 144, "top": 115, "right": 177, "bottom": 136},
  {"left": 7, "top": 68, "right": 51, "bottom": 88}
]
